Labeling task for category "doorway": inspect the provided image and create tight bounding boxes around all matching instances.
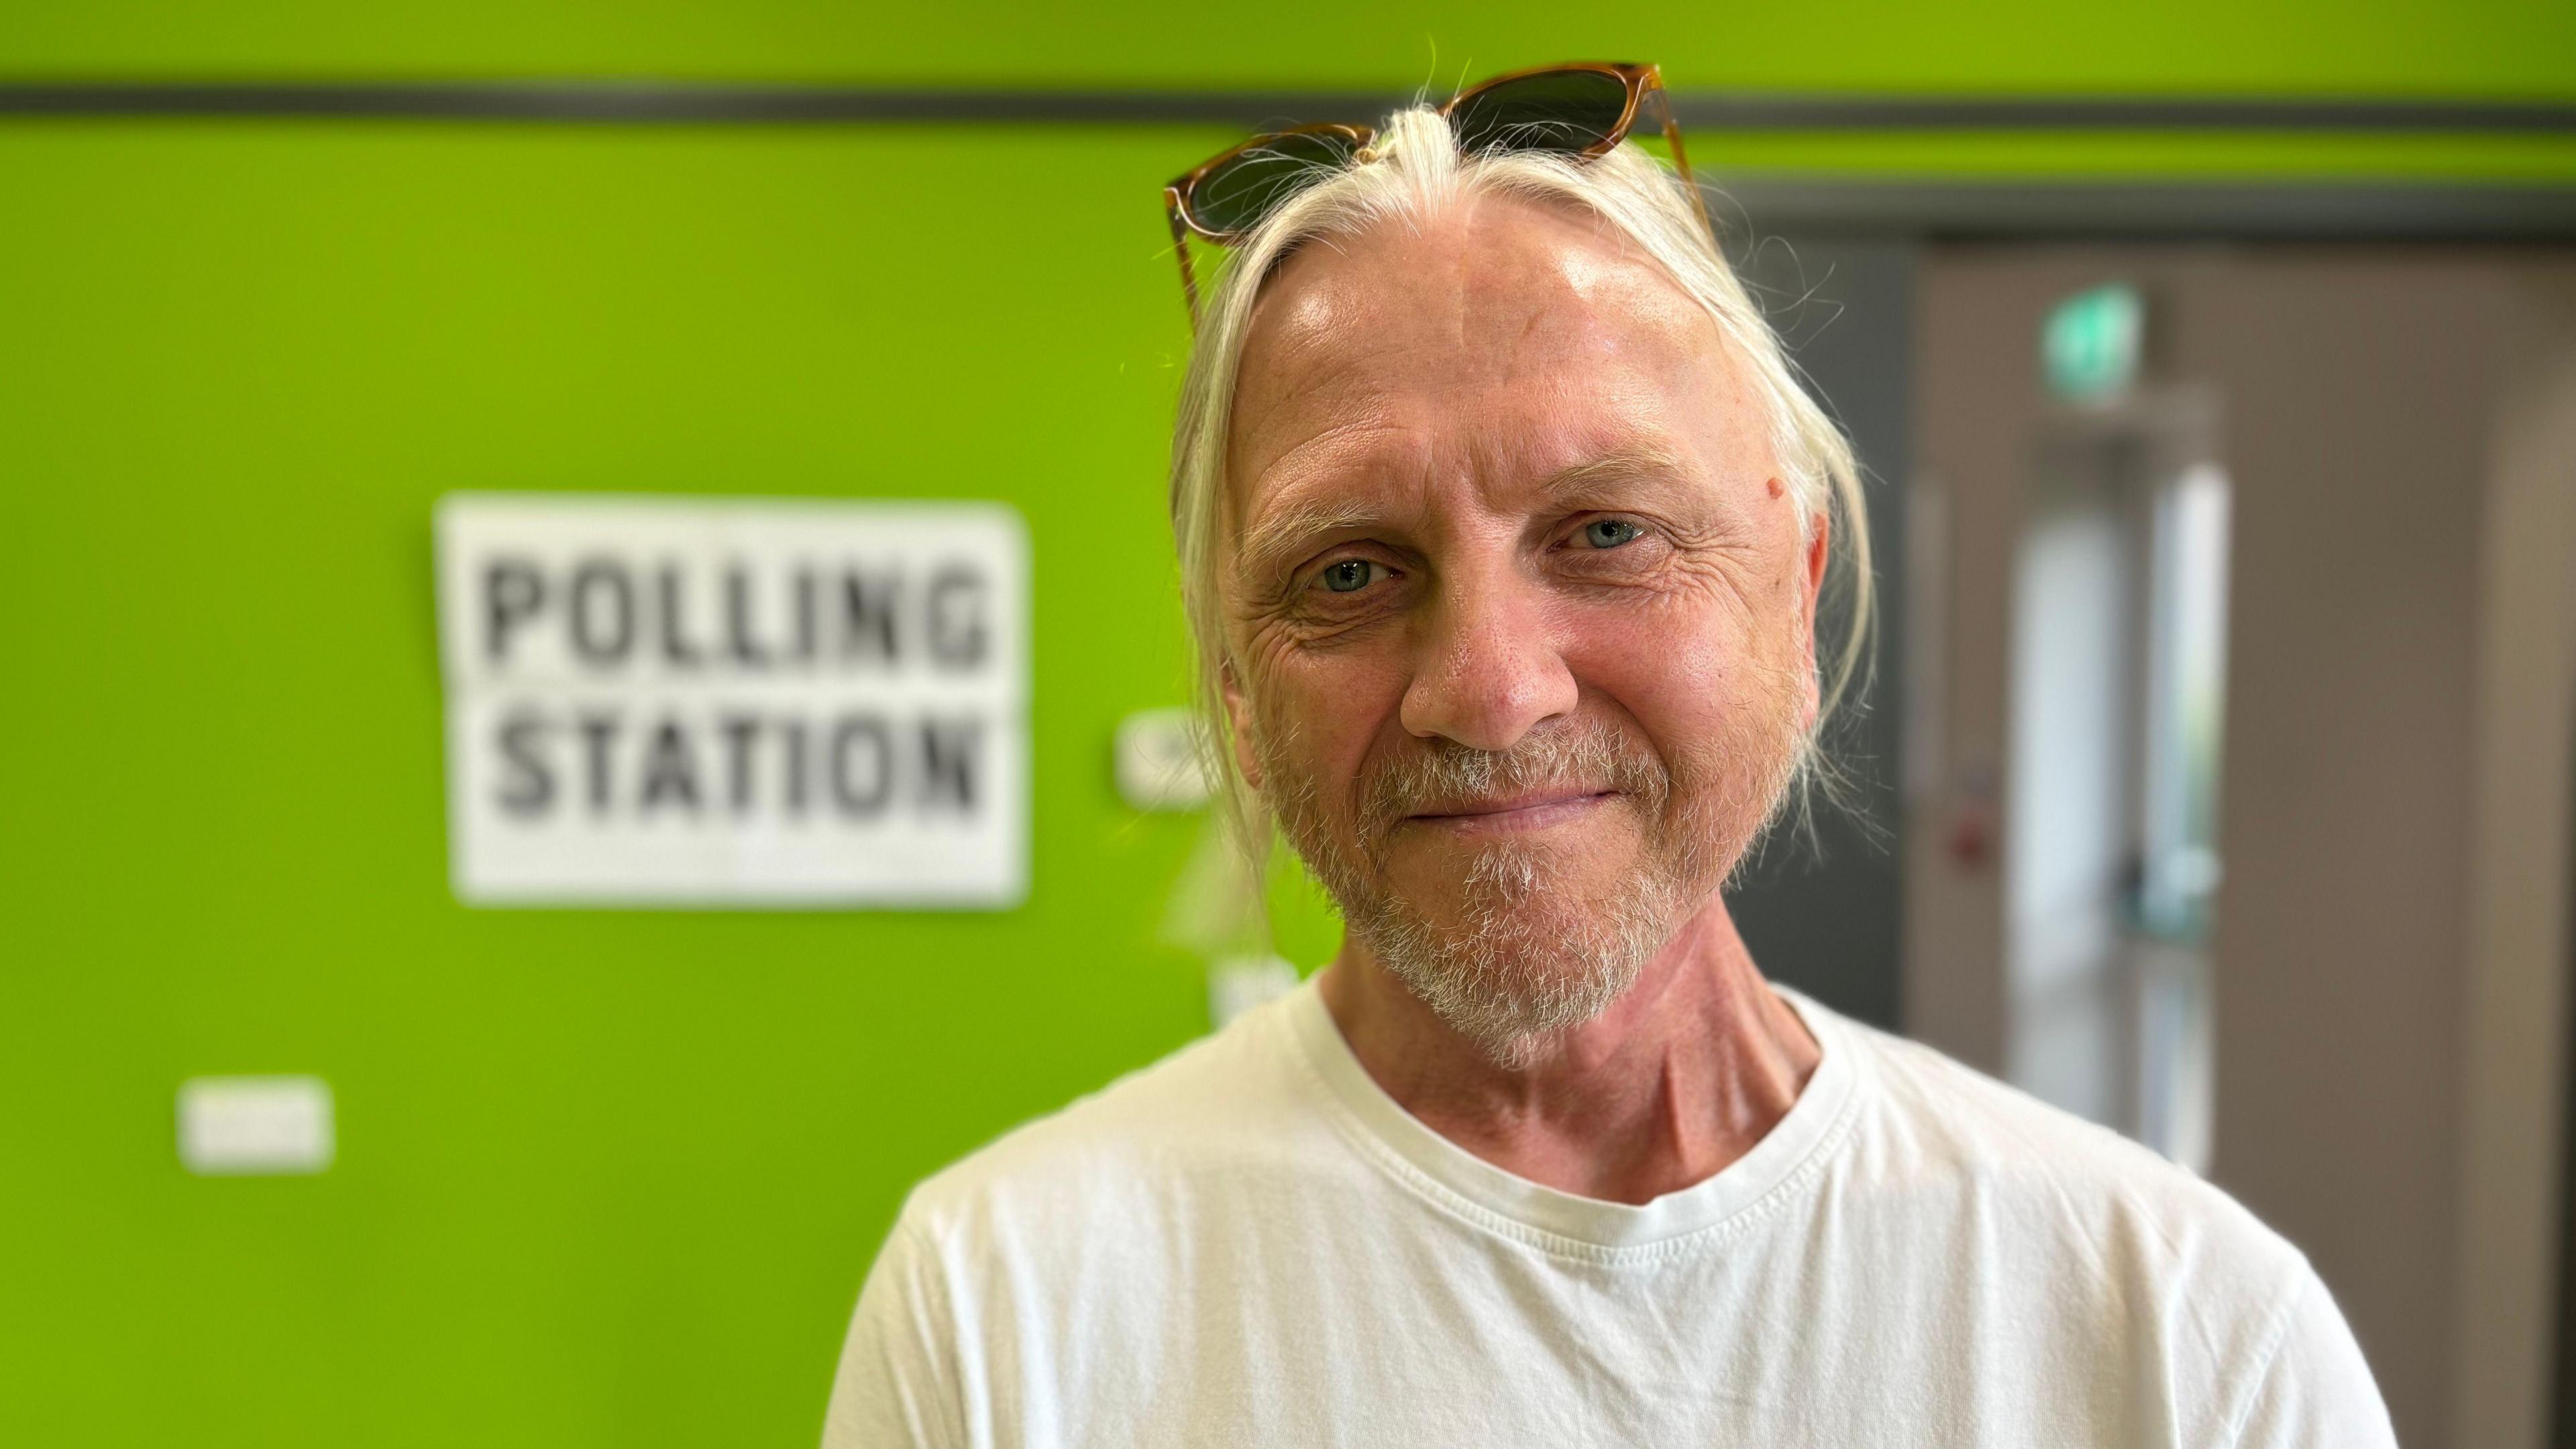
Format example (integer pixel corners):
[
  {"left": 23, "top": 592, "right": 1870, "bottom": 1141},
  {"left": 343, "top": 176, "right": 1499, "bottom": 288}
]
[{"left": 1898, "top": 241, "right": 2576, "bottom": 1449}]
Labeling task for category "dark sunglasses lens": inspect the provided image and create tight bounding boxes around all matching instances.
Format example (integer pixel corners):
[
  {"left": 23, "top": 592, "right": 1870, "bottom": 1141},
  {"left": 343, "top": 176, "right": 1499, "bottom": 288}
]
[
  {"left": 1190, "top": 130, "right": 1365, "bottom": 236},
  {"left": 1449, "top": 69, "right": 1633, "bottom": 157}
]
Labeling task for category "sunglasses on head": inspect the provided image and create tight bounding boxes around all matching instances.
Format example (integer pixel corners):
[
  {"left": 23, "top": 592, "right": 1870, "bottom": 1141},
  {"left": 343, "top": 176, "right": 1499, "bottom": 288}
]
[{"left": 1161, "top": 61, "right": 1696, "bottom": 325}]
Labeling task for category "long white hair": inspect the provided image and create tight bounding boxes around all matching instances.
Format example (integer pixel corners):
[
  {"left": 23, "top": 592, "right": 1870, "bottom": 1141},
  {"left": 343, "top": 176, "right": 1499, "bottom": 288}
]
[{"left": 1168, "top": 104, "right": 1876, "bottom": 875}]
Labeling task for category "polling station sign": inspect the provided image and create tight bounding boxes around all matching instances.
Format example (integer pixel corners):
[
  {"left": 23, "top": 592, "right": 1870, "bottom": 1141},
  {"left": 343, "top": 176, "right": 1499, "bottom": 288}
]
[{"left": 435, "top": 494, "right": 1028, "bottom": 907}]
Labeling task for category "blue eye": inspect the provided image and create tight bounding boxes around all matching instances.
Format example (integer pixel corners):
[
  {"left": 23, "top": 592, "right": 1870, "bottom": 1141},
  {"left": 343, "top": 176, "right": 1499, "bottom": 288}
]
[
  {"left": 1582, "top": 519, "right": 1644, "bottom": 549},
  {"left": 1320, "top": 559, "right": 1378, "bottom": 593}
]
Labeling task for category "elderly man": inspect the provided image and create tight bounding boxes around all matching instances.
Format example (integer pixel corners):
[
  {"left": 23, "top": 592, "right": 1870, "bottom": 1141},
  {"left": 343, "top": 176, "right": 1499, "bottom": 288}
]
[{"left": 826, "top": 64, "right": 2394, "bottom": 1447}]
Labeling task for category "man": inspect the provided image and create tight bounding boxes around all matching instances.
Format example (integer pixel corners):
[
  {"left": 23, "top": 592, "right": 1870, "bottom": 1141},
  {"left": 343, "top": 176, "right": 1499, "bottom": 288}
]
[{"left": 825, "top": 92, "right": 2396, "bottom": 1446}]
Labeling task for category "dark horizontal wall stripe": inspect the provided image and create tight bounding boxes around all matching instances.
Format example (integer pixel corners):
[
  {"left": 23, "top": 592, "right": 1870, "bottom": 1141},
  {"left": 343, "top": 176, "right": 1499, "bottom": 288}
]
[
  {"left": 1717, "top": 178, "right": 2576, "bottom": 241},
  {"left": 0, "top": 81, "right": 1355, "bottom": 126},
  {"left": 12, "top": 80, "right": 2572, "bottom": 239},
  {"left": 1681, "top": 94, "right": 2576, "bottom": 133},
  {"left": 1, "top": 80, "right": 2573, "bottom": 134}
]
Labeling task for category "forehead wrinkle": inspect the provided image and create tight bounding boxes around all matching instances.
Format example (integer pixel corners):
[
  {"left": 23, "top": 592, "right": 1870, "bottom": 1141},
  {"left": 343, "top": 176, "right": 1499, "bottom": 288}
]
[{"left": 1228, "top": 405, "right": 1413, "bottom": 533}]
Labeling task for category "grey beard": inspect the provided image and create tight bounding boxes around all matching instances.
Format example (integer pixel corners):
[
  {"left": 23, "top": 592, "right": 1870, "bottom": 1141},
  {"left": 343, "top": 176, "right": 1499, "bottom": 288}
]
[
  {"left": 1259, "top": 715, "right": 1745, "bottom": 1068},
  {"left": 1347, "top": 831, "right": 1690, "bottom": 1068}
]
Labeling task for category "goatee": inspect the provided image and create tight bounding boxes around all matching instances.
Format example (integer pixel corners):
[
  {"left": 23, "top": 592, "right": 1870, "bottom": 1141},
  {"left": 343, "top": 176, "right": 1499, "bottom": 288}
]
[{"left": 1256, "top": 703, "right": 1801, "bottom": 1067}]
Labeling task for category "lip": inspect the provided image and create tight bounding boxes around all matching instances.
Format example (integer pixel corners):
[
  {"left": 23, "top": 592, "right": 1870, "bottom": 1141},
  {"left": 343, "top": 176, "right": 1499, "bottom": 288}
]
[{"left": 1403, "top": 788, "right": 1617, "bottom": 835}]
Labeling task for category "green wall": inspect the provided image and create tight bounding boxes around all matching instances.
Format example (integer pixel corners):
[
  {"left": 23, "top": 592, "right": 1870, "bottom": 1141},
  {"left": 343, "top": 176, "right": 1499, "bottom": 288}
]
[
  {"left": 3, "top": 5, "right": 2570, "bottom": 1446},
  {"left": 0, "top": 123, "right": 1265, "bottom": 1446}
]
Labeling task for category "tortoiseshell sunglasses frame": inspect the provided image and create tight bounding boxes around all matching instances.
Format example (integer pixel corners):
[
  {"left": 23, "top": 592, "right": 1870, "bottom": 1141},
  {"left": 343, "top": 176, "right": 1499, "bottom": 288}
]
[{"left": 1161, "top": 61, "right": 1695, "bottom": 325}]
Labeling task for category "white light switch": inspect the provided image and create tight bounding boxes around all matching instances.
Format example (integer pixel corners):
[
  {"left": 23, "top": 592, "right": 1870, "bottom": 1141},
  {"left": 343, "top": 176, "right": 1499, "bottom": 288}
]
[
  {"left": 1208, "top": 955, "right": 1299, "bottom": 1028},
  {"left": 1116, "top": 708, "right": 1211, "bottom": 811},
  {"left": 177, "top": 1076, "right": 335, "bottom": 1175}
]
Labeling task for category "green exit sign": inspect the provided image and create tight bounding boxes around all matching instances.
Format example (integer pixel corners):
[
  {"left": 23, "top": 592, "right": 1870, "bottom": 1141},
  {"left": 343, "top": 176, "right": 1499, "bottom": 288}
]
[{"left": 2043, "top": 282, "right": 2145, "bottom": 401}]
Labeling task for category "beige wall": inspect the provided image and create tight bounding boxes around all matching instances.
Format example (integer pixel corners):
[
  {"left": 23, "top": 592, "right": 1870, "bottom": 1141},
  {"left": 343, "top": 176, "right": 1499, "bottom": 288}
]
[
  {"left": 2457, "top": 301, "right": 2576, "bottom": 1449},
  {"left": 1909, "top": 247, "right": 2576, "bottom": 1449}
]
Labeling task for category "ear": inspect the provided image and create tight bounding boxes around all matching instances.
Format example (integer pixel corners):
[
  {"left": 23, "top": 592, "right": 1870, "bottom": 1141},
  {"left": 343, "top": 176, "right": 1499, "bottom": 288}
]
[
  {"left": 1220, "top": 660, "right": 1265, "bottom": 792},
  {"left": 1798, "top": 508, "right": 1831, "bottom": 730}
]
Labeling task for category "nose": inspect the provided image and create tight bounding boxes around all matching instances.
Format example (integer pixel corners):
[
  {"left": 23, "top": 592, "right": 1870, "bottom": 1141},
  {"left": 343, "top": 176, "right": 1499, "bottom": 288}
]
[{"left": 1398, "top": 566, "right": 1578, "bottom": 752}]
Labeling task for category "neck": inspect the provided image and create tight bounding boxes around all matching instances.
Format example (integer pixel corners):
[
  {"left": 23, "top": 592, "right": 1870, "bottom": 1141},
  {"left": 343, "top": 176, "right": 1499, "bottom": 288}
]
[{"left": 1316, "top": 894, "right": 1820, "bottom": 1205}]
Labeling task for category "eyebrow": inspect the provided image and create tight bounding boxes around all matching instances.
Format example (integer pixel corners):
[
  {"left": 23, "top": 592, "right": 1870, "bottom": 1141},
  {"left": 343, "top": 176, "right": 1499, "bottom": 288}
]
[
  {"left": 1235, "top": 495, "right": 1388, "bottom": 588},
  {"left": 1536, "top": 445, "right": 1699, "bottom": 504}
]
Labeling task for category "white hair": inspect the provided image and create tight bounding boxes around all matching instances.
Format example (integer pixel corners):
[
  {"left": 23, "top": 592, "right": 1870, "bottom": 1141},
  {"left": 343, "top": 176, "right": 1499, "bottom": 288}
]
[{"left": 1169, "top": 104, "right": 1875, "bottom": 873}]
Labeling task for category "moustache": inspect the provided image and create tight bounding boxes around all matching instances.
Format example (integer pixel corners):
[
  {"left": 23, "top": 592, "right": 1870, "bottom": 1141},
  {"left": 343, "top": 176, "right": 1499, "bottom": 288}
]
[{"left": 1357, "top": 718, "right": 1674, "bottom": 838}]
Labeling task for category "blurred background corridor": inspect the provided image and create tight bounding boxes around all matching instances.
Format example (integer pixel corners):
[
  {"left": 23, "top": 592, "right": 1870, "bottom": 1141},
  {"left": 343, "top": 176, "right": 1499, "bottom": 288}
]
[{"left": 4, "top": 4, "right": 2574, "bottom": 1446}]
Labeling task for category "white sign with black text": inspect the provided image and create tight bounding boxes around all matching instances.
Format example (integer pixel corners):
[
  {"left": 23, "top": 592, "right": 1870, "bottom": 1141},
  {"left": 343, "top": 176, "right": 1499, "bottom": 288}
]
[{"left": 435, "top": 494, "right": 1028, "bottom": 907}]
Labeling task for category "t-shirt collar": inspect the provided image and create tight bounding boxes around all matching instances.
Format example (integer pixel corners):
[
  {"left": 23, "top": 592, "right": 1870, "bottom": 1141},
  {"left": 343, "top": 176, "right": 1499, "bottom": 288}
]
[{"left": 1279, "top": 971, "right": 1865, "bottom": 1259}]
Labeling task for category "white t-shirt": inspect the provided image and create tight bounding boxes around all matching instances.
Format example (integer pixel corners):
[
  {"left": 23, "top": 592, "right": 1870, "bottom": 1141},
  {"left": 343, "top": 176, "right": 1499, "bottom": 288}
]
[{"left": 824, "top": 980, "right": 2394, "bottom": 1447}]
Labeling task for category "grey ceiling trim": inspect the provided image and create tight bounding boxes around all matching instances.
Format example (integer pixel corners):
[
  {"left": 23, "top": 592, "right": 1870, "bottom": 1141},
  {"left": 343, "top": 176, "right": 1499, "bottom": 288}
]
[
  {"left": 1713, "top": 177, "right": 2576, "bottom": 243},
  {"left": 7, "top": 81, "right": 2569, "bottom": 241},
  {"left": 1676, "top": 94, "right": 2576, "bottom": 133},
  {"left": 0, "top": 80, "right": 2573, "bottom": 135},
  {"left": 0, "top": 80, "right": 1352, "bottom": 125}
]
